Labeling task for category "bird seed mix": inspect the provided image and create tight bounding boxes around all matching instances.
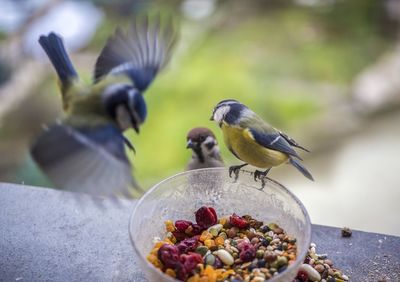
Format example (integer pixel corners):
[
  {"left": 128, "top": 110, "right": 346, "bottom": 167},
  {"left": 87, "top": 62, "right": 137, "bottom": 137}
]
[{"left": 147, "top": 206, "right": 349, "bottom": 282}]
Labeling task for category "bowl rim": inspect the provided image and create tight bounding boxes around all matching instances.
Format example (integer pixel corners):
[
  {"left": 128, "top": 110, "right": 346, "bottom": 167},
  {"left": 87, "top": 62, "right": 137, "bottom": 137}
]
[{"left": 129, "top": 167, "right": 312, "bottom": 282}]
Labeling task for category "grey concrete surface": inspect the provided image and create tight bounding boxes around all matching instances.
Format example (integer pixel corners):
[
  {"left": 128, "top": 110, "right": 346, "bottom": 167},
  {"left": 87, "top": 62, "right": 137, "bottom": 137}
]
[
  {"left": 1, "top": 183, "right": 399, "bottom": 281},
  {"left": 0, "top": 183, "right": 146, "bottom": 282}
]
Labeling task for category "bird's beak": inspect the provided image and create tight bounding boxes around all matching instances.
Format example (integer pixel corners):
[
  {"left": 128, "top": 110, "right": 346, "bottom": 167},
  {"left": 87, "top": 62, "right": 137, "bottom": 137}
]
[
  {"left": 186, "top": 140, "right": 194, "bottom": 149},
  {"left": 132, "top": 123, "right": 140, "bottom": 134},
  {"left": 210, "top": 115, "right": 214, "bottom": 121}
]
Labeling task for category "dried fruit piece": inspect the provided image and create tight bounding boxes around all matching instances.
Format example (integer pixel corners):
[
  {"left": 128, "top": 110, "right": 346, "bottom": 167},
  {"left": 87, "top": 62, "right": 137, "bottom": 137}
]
[
  {"left": 172, "top": 231, "right": 187, "bottom": 242},
  {"left": 175, "top": 263, "right": 188, "bottom": 281},
  {"left": 165, "top": 220, "right": 176, "bottom": 232},
  {"left": 229, "top": 213, "right": 249, "bottom": 229},
  {"left": 180, "top": 252, "right": 203, "bottom": 274},
  {"left": 237, "top": 241, "right": 256, "bottom": 262},
  {"left": 199, "top": 230, "right": 213, "bottom": 242},
  {"left": 158, "top": 244, "right": 180, "bottom": 269},
  {"left": 195, "top": 206, "right": 218, "bottom": 229},
  {"left": 177, "top": 236, "right": 200, "bottom": 254},
  {"left": 175, "top": 220, "right": 193, "bottom": 232},
  {"left": 165, "top": 268, "right": 176, "bottom": 278},
  {"left": 296, "top": 270, "right": 309, "bottom": 282}
]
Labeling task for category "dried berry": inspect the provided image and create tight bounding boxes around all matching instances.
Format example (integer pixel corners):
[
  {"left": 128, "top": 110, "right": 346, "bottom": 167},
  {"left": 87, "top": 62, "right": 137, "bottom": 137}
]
[
  {"left": 240, "top": 247, "right": 256, "bottom": 262},
  {"left": 190, "top": 224, "right": 203, "bottom": 235},
  {"left": 195, "top": 206, "right": 218, "bottom": 229},
  {"left": 172, "top": 231, "right": 187, "bottom": 242},
  {"left": 237, "top": 241, "right": 256, "bottom": 262},
  {"left": 175, "top": 263, "right": 188, "bottom": 281},
  {"left": 229, "top": 213, "right": 249, "bottom": 229},
  {"left": 158, "top": 244, "right": 180, "bottom": 269},
  {"left": 175, "top": 220, "right": 193, "bottom": 232},
  {"left": 296, "top": 270, "right": 309, "bottom": 282},
  {"left": 176, "top": 236, "right": 200, "bottom": 254},
  {"left": 180, "top": 252, "right": 203, "bottom": 274}
]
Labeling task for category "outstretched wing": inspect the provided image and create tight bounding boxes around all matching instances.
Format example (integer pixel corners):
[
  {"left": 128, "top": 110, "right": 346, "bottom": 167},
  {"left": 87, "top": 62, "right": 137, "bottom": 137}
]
[
  {"left": 248, "top": 128, "right": 302, "bottom": 160},
  {"left": 94, "top": 15, "right": 177, "bottom": 91},
  {"left": 31, "top": 123, "right": 139, "bottom": 197}
]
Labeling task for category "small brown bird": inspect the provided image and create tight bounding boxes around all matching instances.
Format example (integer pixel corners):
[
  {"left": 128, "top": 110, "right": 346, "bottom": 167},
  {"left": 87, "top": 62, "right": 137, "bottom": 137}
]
[{"left": 186, "top": 127, "right": 224, "bottom": 171}]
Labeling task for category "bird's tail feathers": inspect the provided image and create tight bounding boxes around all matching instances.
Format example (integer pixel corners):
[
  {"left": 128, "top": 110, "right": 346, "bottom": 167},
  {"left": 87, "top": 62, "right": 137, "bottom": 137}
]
[
  {"left": 39, "top": 32, "right": 78, "bottom": 91},
  {"left": 289, "top": 157, "right": 314, "bottom": 181}
]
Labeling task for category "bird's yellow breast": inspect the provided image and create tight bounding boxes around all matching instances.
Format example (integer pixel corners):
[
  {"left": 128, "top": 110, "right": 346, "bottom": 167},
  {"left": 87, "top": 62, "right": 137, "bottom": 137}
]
[{"left": 221, "top": 123, "right": 288, "bottom": 169}]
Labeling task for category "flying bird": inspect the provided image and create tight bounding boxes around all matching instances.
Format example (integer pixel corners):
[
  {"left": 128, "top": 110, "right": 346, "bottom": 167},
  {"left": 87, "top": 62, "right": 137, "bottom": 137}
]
[
  {"left": 31, "top": 15, "right": 177, "bottom": 197},
  {"left": 210, "top": 99, "right": 313, "bottom": 186},
  {"left": 185, "top": 127, "right": 224, "bottom": 171}
]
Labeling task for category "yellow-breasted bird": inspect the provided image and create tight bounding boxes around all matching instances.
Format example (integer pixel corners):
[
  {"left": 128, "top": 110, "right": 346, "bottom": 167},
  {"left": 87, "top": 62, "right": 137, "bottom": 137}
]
[
  {"left": 31, "top": 16, "right": 177, "bottom": 197},
  {"left": 210, "top": 99, "right": 313, "bottom": 184},
  {"left": 185, "top": 127, "right": 224, "bottom": 171}
]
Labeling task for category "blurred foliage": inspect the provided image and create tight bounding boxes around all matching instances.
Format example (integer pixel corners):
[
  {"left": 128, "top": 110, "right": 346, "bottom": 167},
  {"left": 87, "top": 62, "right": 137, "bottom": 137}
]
[
  {"left": 1, "top": 0, "right": 395, "bottom": 190},
  {"left": 127, "top": 1, "right": 392, "bottom": 188}
]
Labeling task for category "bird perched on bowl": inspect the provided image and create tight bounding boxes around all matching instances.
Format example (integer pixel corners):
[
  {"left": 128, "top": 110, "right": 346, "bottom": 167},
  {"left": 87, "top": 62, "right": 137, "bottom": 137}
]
[
  {"left": 210, "top": 99, "right": 313, "bottom": 186},
  {"left": 185, "top": 127, "right": 224, "bottom": 171},
  {"left": 31, "top": 15, "right": 177, "bottom": 197}
]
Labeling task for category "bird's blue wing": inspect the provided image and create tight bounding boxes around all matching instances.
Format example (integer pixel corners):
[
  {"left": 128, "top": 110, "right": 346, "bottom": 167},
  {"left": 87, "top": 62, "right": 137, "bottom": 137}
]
[
  {"left": 248, "top": 128, "right": 302, "bottom": 160},
  {"left": 31, "top": 123, "right": 139, "bottom": 197},
  {"left": 93, "top": 15, "right": 177, "bottom": 92}
]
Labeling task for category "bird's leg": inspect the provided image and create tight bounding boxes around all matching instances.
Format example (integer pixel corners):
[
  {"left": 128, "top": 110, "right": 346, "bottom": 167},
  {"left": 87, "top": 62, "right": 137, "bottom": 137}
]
[
  {"left": 254, "top": 168, "right": 271, "bottom": 188},
  {"left": 228, "top": 163, "right": 248, "bottom": 181}
]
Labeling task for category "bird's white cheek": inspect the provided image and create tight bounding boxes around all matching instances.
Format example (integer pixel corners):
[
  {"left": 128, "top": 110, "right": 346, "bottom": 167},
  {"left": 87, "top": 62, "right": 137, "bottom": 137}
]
[
  {"left": 116, "top": 105, "right": 132, "bottom": 130},
  {"left": 213, "top": 106, "right": 229, "bottom": 124}
]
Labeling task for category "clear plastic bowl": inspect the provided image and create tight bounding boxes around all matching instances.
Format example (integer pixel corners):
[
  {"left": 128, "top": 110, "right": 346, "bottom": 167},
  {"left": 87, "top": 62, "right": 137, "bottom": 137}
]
[{"left": 129, "top": 168, "right": 311, "bottom": 281}]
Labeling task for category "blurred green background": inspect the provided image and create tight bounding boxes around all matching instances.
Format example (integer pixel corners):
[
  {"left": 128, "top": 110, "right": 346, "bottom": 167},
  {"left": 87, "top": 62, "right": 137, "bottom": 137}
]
[{"left": 1, "top": 0, "right": 400, "bottom": 235}]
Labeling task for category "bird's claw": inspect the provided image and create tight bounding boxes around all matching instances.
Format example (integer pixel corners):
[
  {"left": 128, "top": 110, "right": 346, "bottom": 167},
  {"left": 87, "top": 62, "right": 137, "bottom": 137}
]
[
  {"left": 229, "top": 166, "right": 240, "bottom": 181},
  {"left": 229, "top": 164, "right": 247, "bottom": 181},
  {"left": 254, "top": 168, "right": 271, "bottom": 189}
]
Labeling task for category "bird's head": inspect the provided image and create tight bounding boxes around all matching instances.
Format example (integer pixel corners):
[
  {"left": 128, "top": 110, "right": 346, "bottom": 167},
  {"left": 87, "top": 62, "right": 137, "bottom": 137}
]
[
  {"left": 186, "top": 127, "right": 219, "bottom": 162},
  {"left": 210, "top": 99, "right": 246, "bottom": 127},
  {"left": 102, "top": 84, "right": 147, "bottom": 133}
]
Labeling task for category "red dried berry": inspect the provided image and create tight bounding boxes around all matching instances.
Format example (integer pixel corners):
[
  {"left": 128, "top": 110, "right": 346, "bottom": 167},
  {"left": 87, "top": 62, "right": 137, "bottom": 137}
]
[
  {"left": 237, "top": 241, "right": 252, "bottom": 251},
  {"left": 157, "top": 244, "right": 180, "bottom": 269},
  {"left": 176, "top": 236, "right": 200, "bottom": 254},
  {"left": 239, "top": 247, "right": 256, "bottom": 262},
  {"left": 175, "top": 220, "right": 193, "bottom": 232},
  {"left": 195, "top": 206, "right": 218, "bottom": 229},
  {"left": 191, "top": 224, "right": 204, "bottom": 235},
  {"left": 296, "top": 270, "right": 309, "bottom": 282},
  {"left": 237, "top": 242, "right": 256, "bottom": 262},
  {"left": 172, "top": 231, "right": 187, "bottom": 242},
  {"left": 175, "top": 262, "right": 188, "bottom": 281},
  {"left": 230, "top": 213, "right": 249, "bottom": 229},
  {"left": 180, "top": 252, "right": 203, "bottom": 274}
]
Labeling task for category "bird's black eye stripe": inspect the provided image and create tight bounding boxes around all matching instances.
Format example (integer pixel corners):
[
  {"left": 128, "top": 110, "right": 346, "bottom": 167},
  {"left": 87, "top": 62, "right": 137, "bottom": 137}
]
[{"left": 205, "top": 142, "right": 214, "bottom": 150}]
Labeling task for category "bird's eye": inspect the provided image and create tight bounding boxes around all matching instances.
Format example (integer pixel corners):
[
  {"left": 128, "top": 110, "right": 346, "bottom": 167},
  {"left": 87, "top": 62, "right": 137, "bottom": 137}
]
[{"left": 199, "top": 136, "right": 205, "bottom": 142}]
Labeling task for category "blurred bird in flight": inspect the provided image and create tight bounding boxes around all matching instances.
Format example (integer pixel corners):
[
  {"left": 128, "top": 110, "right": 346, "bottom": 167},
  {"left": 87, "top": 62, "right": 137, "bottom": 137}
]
[
  {"left": 31, "top": 15, "right": 177, "bottom": 197},
  {"left": 210, "top": 99, "right": 313, "bottom": 187},
  {"left": 185, "top": 127, "right": 224, "bottom": 171}
]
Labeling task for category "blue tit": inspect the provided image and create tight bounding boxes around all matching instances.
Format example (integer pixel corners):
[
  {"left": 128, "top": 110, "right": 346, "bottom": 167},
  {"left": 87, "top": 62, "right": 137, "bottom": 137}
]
[
  {"left": 31, "top": 16, "right": 177, "bottom": 197},
  {"left": 210, "top": 99, "right": 313, "bottom": 185},
  {"left": 185, "top": 127, "right": 224, "bottom": 171}
]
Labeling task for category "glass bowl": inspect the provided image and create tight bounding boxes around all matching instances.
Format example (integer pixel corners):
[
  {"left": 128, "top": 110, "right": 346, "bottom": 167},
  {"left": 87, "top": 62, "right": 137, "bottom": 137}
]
[{"left": 129, "top": 168, "right": 311, "bottom": 282}]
